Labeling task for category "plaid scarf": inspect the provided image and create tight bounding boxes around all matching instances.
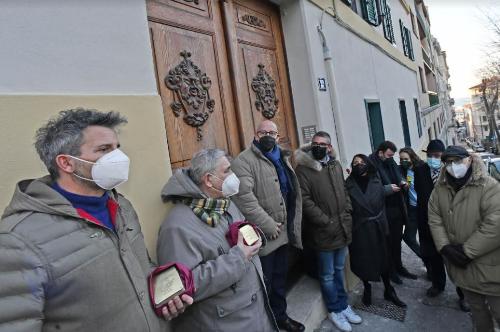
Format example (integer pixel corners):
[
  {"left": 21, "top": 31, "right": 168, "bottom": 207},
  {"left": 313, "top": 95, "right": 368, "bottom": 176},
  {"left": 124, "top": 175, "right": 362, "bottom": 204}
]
[{"left": 185, "top": 198, "right": 230, "bottom": 227}]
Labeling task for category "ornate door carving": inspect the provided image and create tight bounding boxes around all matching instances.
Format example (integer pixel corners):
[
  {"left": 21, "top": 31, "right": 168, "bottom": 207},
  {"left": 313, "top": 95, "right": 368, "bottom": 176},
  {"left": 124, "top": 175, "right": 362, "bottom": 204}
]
[
  {"left": 165, "top": 51, "right": 215, "bottom": 140},
  {"left": 222, "top": 0, "right": 298, "bottom": 149},
  {"left": 148, "top": 0, "right": 239, "bottom": 168},
  {"left": 148, "top": 0, "right": 297, "bottom": 167}
]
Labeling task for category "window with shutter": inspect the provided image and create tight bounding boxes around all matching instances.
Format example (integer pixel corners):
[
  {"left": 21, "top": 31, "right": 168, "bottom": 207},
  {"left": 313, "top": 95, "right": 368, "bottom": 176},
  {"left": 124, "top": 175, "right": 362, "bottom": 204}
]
[
  {"left": 400, "top": 19, "right": 408, "bottom": 56},
  {"left": 405, "top": 27, "right": 414, "bottom": 60},
  {"left": 361, "top": 0, "right": 379, "bottom": 26},
  {"left": 381, "top": 0, "right": 395, "bottom": 43}
]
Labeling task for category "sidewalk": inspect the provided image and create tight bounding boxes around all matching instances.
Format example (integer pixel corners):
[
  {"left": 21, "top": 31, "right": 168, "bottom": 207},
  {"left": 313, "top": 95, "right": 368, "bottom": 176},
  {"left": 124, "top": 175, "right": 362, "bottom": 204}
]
[{"left": 315, "top": 244, "right": 473, "bottom": 332}]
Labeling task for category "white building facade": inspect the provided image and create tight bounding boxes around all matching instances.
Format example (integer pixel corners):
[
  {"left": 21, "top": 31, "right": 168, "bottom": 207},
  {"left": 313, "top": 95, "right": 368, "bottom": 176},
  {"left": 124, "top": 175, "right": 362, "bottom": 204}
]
[{"left": 0, "top": 0, "right": 453, "bottom": 254}]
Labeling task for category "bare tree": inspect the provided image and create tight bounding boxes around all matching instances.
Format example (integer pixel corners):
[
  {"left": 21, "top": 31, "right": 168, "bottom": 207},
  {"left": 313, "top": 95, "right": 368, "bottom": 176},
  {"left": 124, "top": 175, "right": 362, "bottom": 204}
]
[{"left": 478, "top": 12, "right": 500, "bottom": 150}]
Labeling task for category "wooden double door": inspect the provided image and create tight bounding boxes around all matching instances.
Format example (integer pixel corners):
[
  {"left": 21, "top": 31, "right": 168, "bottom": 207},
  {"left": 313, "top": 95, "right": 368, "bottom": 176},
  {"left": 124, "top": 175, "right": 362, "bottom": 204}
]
[{"left": 148, "top": 0, "right": 298, "bottom": 168}]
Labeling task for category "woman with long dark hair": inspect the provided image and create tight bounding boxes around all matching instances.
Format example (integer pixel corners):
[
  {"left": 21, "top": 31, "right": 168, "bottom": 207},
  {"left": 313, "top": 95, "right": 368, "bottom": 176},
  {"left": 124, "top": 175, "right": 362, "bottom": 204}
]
[{"left": 346, "top": 154, "right": 406, "bottom": 307}]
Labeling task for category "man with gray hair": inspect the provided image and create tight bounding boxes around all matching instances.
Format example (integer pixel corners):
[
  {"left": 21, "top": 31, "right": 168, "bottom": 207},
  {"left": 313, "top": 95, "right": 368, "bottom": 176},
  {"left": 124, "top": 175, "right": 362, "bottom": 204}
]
[
  {"left": 0, "top": 108, "right": 191, "bottom": 332},
  {"left": 157, "top": 148, "right": 277, "bottom": 331}
]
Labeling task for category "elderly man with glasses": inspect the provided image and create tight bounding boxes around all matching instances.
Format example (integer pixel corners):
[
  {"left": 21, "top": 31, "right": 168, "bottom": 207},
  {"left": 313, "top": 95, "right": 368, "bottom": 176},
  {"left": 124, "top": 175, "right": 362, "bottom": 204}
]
[
  {"left": 429, "top": 145, "right": 500, "bottom": 331},
  {"left": 231, "top": 120, "right": 304, "bottom": 332}
]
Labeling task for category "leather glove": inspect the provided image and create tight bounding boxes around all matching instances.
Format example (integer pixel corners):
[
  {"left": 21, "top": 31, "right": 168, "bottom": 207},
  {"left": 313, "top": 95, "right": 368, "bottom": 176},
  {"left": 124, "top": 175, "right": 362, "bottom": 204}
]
[{"left": 440, "top": 244, "right": 472, "bottom": 269}]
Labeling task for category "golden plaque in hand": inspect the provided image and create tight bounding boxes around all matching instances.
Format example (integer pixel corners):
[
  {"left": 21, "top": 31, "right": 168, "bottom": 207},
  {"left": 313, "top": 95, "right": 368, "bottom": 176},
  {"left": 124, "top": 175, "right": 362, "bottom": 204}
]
[
  {"left": 153, "top": 266, "right": 185, "bottom": 306},
  {"left": 239, "top": 224, "right": 259, "bottom": 246}
]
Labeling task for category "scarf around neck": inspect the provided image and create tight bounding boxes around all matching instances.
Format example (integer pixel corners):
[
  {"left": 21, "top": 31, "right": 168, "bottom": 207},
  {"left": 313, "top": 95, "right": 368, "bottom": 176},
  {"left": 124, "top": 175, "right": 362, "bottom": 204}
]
[
  {"left": 184, "top": 197, "right": 230, "bottom": 227},
  {"left": 255, "top": 141, "right": 291, "bottom": 197}
]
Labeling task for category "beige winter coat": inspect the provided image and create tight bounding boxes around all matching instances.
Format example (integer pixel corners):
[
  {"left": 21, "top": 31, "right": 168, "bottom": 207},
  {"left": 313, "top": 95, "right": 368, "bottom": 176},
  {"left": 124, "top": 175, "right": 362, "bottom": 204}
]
[
  {"left": 428, "top": 154, "right": 500, "bottom": 296},
  {"left": 231, "top": 144, "right": 303, "bottom": 256}
]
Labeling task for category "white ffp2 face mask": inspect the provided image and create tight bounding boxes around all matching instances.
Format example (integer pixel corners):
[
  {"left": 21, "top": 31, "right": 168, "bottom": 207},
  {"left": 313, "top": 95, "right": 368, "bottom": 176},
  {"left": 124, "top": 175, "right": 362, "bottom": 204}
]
[
  {"left": 210, "top": 173, "right": 241, "bottom": 197},
  {"left": 69, "top": 149, "right": 130, "bottom": 190},
  {"left": 446, "top": 162, "right": 468, "bottom": 179}
]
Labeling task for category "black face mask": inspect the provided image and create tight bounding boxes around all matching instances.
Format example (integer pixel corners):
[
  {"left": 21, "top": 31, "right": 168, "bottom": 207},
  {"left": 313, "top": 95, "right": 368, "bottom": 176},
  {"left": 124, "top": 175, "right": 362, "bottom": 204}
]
[
  {"left": 258, "top": 136, "right": 276, "bottom": 152},
  {"left": 311, "top": 145, "right": 328, "bottom": 160},
  {"left": 383, "top": 157, "right": 394, "bottom": 165},
  {"left": 352, "top": 164, "right": 369, "bottom": 177}
]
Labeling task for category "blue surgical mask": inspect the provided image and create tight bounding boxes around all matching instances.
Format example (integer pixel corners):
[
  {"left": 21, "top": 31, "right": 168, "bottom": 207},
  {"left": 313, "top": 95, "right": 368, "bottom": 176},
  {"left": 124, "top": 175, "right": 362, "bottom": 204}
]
[{"left": 427, "top": 157, "right": 441, "bottom": 170}]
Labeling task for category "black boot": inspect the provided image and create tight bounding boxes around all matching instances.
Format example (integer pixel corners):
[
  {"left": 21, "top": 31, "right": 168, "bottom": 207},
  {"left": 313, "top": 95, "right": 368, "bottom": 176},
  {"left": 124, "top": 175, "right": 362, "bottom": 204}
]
[
  {"left": 426, "top": 286, "right": 444, "bottom": 298},
  {"left": 362, "top": 283, "right": 372, "bottom": 306},
  {"left": 390, "top": 272, "right": 403, "bottom": 285},
  {"left": 458, "top": 298, "right": 470, "bottom": 312},
  {"left": 398, "top": 266, "right": 418, "bottom": 280},
  {"left": 384, "top": 286, "right": 407, "bottom": 308}
]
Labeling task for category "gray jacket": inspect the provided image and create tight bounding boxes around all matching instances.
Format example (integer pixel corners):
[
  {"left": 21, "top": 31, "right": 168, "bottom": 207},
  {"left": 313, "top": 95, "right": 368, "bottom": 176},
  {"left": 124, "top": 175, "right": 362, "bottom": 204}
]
[
  {"left": 0, "top": 176, "right": 166, "bottom": 332},
  {"left": 231, "top": 144, "right": 303, "bottom": 256},
  {"left": 157, "top": 169, "right": 277, "bottom": 332}
]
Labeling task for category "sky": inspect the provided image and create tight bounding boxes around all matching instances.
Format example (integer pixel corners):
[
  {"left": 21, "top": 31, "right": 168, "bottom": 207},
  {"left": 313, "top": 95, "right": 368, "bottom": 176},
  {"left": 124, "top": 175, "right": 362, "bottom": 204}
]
[{"left": 425, "top": 0, "right": 500, "bottom": 105}]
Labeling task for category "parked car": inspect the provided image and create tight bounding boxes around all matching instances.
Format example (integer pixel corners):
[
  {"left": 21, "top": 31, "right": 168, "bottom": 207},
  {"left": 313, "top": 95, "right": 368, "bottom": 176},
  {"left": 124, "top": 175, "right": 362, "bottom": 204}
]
[
  {"left": 487, "top": 157, "right": 500, "bottom": 181},
  {"left": 477, "top": 152, "right": 496, "bottom": 165},
  {"left": 472, "top": 143, "right": 486, "bottom": 152}
]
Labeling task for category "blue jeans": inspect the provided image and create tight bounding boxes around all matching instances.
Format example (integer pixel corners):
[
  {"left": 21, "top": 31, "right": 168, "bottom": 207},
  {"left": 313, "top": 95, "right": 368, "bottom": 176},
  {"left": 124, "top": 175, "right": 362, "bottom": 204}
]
[{"left": 316, "top": 247, "right": 348, "bottom": 313}]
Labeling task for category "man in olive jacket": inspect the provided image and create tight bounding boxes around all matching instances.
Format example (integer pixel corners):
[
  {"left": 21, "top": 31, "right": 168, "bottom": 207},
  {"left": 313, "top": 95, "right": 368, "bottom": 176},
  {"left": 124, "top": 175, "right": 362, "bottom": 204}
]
[
  {"left": 429, "top": 146, "right": 500, "bottom": 331},
  {"left": 231, "top": 120, "right": 303, "bottom": 332},
  {"left": 0, "top": 109, "right": 190, "bottom": 332},
  {"left": 295, "top": 131, "right": 361, "bottom": 332}
]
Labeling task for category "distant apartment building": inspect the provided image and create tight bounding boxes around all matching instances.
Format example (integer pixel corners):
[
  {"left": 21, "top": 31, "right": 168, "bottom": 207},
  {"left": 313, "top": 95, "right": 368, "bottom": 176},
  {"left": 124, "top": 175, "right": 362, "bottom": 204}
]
[
  {"left": 469, "top": 81, "right": 500, "bottom": 141},
  {"left": 413, "top": 0, "right": 454, "bottom": 149}
]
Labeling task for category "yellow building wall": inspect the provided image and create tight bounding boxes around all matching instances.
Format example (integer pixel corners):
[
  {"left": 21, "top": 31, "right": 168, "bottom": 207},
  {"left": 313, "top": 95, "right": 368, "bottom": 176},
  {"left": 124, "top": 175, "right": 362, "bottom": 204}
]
[{"left": 0, "top": 95, "right": 172, "bottom": 260}]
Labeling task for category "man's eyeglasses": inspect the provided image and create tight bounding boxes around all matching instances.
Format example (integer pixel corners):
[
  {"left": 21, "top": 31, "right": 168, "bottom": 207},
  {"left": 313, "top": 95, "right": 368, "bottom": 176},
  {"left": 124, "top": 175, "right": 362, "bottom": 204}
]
[
  {"left": 311, "top": 142, "right": 329, "bottom": 148},
  {"left": 257, "top": 130, "right": 278, "bottom": 138},
  {"left": 444, "top": 158, "right": 467, "bottom": 166}
]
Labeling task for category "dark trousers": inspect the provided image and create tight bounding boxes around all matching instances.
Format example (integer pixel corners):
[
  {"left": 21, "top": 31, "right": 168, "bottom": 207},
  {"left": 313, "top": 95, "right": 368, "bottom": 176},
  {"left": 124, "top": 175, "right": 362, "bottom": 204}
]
[
  {"left": 387, "top": 214, "right": 404, "bottom": 273},
  {"left": 260, "top": 244, "right": 289, "bottom": 322},
  {"left": 425, "top": 252, "right": 447, "bottom": 290},
  {"left": 403, "top": 206, "right": 421, "bottom": 258}
]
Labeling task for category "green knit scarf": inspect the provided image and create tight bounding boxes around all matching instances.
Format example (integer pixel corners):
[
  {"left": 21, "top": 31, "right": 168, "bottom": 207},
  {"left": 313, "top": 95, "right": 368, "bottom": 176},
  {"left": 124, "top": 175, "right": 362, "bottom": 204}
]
[{"left": 184, "top": 198, "right": 230, "bottom": 227}]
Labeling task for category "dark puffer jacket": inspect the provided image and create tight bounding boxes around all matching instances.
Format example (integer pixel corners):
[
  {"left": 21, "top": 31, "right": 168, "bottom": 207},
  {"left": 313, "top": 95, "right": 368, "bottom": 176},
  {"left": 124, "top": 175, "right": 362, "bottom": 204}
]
[{"left": 294, "top": 145, "right": 352, "bottom": 251}]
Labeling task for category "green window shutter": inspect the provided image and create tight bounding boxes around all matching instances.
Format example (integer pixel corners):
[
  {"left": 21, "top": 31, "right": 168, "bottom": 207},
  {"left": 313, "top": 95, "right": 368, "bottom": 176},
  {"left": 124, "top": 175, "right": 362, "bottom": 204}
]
[
  {"left": 400, "top": 19, "right": 408, "bottom": 56},
  {"left": 362, "top": 0, "right": 379, "bottom": 26},
  {"left": 405, "top": 27, "right": 414, "bottom": 60},
  {"left": 382, "top": 0, "right": 394, "bottom": 43}
]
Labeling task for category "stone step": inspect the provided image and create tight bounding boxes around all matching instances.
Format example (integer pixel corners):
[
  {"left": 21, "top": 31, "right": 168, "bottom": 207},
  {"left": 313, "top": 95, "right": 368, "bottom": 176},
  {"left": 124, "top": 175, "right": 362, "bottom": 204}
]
[{"left": 285, "top": 275, "right": 328, "bottom": 332}]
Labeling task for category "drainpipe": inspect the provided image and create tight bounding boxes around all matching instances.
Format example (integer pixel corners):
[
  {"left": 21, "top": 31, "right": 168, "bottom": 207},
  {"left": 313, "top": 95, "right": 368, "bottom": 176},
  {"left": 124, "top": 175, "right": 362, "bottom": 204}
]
[{"left": 317, "top": 6, "right": 348, "bottom": 168}]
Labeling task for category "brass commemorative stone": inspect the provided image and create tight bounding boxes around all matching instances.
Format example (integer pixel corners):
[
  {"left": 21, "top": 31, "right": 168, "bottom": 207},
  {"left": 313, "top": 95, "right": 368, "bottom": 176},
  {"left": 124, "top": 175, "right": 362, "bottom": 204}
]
[
  {"left": 153, "top": 266, "right": 185, "bottom": 306},
  {"left": 239, "top": 224, "right": 259, "bottom": 246}
]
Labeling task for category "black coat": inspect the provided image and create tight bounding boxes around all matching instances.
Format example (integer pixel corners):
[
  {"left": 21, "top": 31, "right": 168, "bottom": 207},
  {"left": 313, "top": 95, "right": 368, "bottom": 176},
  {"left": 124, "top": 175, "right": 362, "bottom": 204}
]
[
  {"left": 368, "top": 153, "right": 408, "bottom": 223},
  {"left": 346, "top": 174, "right": 390, "bottom": 281},
  {"left": 413, "top": 163, "right": 439, "bottom": 257}
]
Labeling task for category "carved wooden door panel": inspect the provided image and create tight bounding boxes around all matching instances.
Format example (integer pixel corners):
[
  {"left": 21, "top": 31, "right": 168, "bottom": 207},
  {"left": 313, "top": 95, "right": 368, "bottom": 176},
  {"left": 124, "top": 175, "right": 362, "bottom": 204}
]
[
  {"left": 148, "top": 0, "right": 240, "bottom": 168},
  {"left": 147, "top": 0, "right": 297, "bottom": 168},
  {"left": 222, "top": 0, "right": 298, "bottom": 150}
]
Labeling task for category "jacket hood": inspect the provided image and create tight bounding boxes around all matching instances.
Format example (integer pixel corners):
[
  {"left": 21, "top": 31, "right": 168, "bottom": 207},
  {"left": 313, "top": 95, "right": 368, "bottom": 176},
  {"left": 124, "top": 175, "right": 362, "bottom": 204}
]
[
  {"left": 2, "top": 176, "right": 84, "bottom": 220},
  {"left": 294, "top": 144, "right": 337, "bottom": 171},
  {"left": 437, "top": 153, "right": 487, "bottom": 187},
  {"left": 161, "top": 168, "right": 206, "bottom": 202}
]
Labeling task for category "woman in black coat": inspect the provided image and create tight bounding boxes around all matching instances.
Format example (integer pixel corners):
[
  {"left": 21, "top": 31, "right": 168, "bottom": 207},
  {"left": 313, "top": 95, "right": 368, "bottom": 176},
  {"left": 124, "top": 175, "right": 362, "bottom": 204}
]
[{"left": 346, "top": 154, "right": 406, "bottom": 307}]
